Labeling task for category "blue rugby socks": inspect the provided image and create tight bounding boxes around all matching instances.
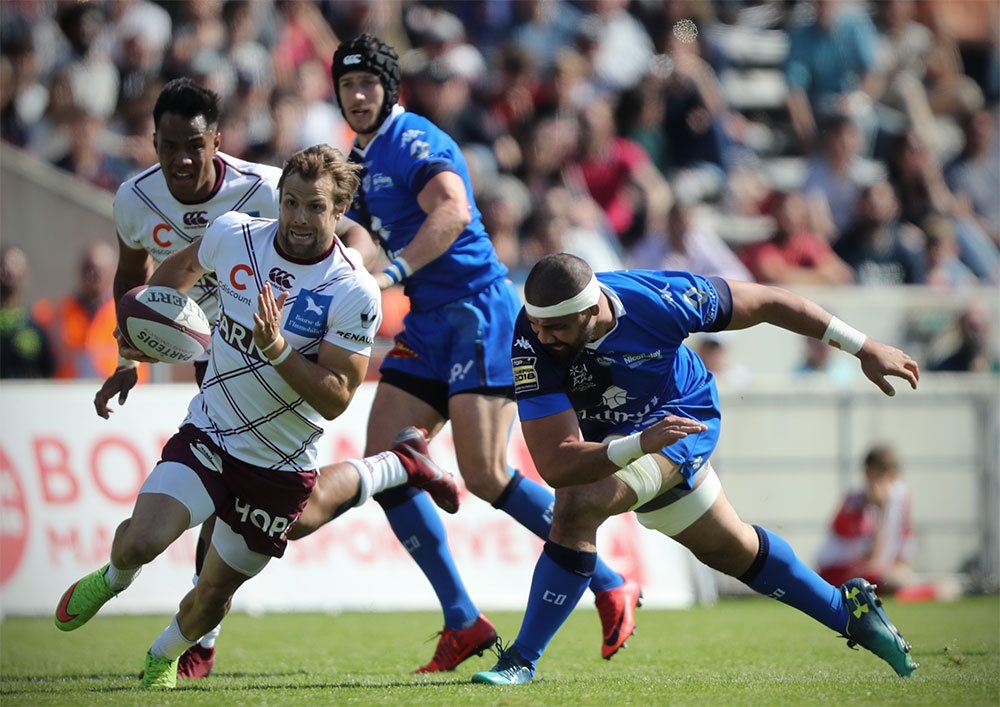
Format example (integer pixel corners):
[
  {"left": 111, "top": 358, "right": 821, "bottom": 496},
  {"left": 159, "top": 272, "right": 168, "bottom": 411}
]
[
  {"left": 494, "top": 471, "right": 625, "bottom": 594},
  {"left": 377, "top": 486, "right": 479, "bottom": 629},
  {"left": 740, "top": 525, "right": 848, "bottom": 632},
  {"left": 513, "top": 541, "right": 596, "bottom": 665}
]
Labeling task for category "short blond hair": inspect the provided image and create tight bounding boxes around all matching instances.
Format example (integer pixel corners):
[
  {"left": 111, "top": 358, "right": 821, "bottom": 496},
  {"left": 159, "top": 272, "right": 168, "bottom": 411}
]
[{"left": 279, "top": 144, "right": 361, "bottom": 213}]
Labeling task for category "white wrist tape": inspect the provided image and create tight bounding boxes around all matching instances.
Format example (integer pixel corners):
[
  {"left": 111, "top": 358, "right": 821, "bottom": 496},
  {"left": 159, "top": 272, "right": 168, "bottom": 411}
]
[
  {"left": 382, "top": 256, "right": 414, "bottom": 285},
  {"left": 524, "top": 274, "right": 601, "bottom": 318},
  {"left": 821, "top": 316, "right": 867, "bottom": 355},
  {"left": 117, "top": 354, "right": 139, "bottom": 369},
  {"left": 607, "top": 433, "right": 644, "bottom": 468},
  {"left": 270, "top": 342, "right": 293, "bottom": 366}
]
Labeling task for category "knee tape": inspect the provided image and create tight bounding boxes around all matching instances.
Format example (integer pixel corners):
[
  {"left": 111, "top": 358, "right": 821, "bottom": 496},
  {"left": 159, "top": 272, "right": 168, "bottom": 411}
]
[
  {"left": 635, "top": 465, "right": 721, "bottom": 537},
  {"left": 614, "top": 454, "right": 663, "bottom": 511}
]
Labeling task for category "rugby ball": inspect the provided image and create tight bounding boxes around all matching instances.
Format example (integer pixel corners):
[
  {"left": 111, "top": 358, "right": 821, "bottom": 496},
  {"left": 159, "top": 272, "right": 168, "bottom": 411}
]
[{"left": 117, "top": 285, "right": 211, "bottom": 364}]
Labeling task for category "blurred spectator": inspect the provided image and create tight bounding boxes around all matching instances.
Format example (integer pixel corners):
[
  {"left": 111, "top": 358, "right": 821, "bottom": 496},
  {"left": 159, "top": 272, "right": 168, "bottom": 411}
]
[
  {"left": 54, "top": 1, "right": 119, "bottom": 120},
  {"left": 271, "top": 0, "right": 337, "bottom": 92},
  {"left": 738, "top": 190, "right": 854, "bottom": 284},
  {"left": 930, "top": 303, "right": 999, "bottom": 372},
  {"left": 566, "top": 95, "right": 672, "bottom": 246},
  {"left": 53, "top": 107, "right": 127, "bottom": 192},
  {"left": 659, "top": 23, "right": 733, "bottom": 201},
  {"left": 506, "top": 0, "right": 583, "bottom": 75},
  {"left": 945, "top": 109, "right": 1000, "bottom": 245},
  {"left": 833, "top": 180, "right": 927, "bottom": 285},
  {"left": 578, "top": 0, "right": 654, "bottom": 93},
  {"left": 32, "top": 241, "right": 119, "bottom": 380},
  {"left": 874, "top": 0, "right": 983, "bottom": 153},
  {"left": 482, "top": 44, "right": 543, "bottom": 138},
  {"left": 27, "top": 68, "right": 77, "bottom": 161},
  {"left": 629, "top": 201, "right": 753, "bottom": 280},
  {"left": 112, "top": 1, "right": 171, "bottom": 114},
  {"left": 921, "top": 213, "right": 978, "bottom": 289},
  {"left": 817, "top": 445, "right": 914, "bottom": 593},
  {"left": 694, "top": 333, "right": 751, "bottom": 388},
  {"left": 0, "top": 16, "right": 47, "bottom": 148},
  {"left": 519, "top": 185, "right": 624, "bottom": 280},
  {"left": 797, "top": 336, "right": 857, "bottom": 386},
  {"left": 402, "top": 5, "right": 486, "bottom": 85},
  {"left": 784, "top": 0, "right": 882, "bottom": 148},
  {"left": 803, "top": 115, "right": 882, "bottom": 241},
  {"left": 478, "top": 175, "right": 534, "bottom": 274},
  {"left": 0, "top": 246, "right": 54, "bottom": 379},
  {"left": 890, "top": 126, "right": 1000, "bottom": 282}
]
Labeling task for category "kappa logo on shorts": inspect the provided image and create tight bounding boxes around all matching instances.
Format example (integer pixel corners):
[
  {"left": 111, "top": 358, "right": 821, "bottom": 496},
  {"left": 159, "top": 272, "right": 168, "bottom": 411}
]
[
  {"left": 285, "top": 289, "right": 332, "bottom": 338},
  {"left": 512, "top": 356, "right": 538, "bottom": 393}
]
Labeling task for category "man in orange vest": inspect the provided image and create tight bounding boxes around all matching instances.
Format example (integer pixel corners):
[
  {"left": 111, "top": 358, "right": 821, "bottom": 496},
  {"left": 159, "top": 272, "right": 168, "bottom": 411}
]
[{"left": 34, "top": 241, "right": 148, "bottom": 381}]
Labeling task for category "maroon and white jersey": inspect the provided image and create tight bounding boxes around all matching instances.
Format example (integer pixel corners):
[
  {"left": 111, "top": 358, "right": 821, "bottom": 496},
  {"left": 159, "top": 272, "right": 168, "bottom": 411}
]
[
  {"left": 182, "top": 211, "right": 381, "bottom": 471},
  {"left": 113, "top": 152, "right": 282, "bottom": 328}
]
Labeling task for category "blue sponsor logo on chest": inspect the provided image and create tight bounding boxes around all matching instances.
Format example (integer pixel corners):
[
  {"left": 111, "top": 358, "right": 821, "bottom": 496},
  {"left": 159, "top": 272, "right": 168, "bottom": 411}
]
[{"left": 286, "top": 289, "right": 331, "bottom": 337}]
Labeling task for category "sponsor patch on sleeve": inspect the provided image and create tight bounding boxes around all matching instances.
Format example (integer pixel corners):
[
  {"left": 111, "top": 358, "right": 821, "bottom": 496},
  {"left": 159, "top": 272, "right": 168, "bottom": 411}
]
[{"left": 512, "top": 356, "right": 539, "bottom": 394}]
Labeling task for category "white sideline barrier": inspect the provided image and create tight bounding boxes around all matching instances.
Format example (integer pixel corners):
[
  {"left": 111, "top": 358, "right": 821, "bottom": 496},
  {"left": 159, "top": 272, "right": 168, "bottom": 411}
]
[{"left": 0, "top": 382, "right": 703, "bottom": 616}]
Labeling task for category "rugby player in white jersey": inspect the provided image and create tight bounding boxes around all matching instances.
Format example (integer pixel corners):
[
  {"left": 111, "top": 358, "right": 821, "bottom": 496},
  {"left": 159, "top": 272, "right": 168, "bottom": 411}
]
[
  {"left": 92, "top": 77, "right": 284, "bottom": 678},
  {"left": 56, "top": 144, "right": 459, "bottom": 689},
  {"left": 93, "top": 77, "right": 389, "bottom": 678}
]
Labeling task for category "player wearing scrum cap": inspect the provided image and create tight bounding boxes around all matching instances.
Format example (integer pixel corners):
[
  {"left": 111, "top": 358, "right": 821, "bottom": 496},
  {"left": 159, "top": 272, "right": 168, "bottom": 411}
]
[
  {"left": 288, "top": 35, "right": 638, "bottom": 673},
  {"left": 473, "top": 253, "right": 920, "bottom": 684}
]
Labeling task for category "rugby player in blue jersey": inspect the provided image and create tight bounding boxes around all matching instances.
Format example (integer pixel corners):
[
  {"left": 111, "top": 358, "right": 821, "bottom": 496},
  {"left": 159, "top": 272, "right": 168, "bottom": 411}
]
[
  {"left": 472, "top": 253, "right": 920, "bottom": 684},
  {"left": 289, "top": 35, "right": 639, "bottom": 673}
]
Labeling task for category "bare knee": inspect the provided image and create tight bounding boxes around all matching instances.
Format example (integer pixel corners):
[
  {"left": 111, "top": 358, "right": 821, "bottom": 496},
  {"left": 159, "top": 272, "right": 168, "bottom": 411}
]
[
  {"left": 461, "top": 464, "right": 511, "bottom": 503},
  {"left": 551, "top": 486, "right": 611, "bottom": 536},
  {"left": 688, "top": 524, "right": 759, "bottom": 576}
]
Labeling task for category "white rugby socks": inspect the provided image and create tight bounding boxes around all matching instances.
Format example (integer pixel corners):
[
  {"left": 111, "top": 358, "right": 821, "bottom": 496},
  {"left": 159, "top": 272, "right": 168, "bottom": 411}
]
[
  {"left": 105, "top": 562, "right": 141, "bottom": 591},
  {"left": 150, "top": 614, "right": 196, "bottom": 660},
  {"left": 347, "top": 452, "right": 407, "bottom": 506}
]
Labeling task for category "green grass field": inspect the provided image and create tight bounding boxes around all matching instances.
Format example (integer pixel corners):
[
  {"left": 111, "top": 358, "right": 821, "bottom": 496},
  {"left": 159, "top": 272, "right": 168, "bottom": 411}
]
[{"left": 2, "top": 596, "right": 997, "bottom": 705}]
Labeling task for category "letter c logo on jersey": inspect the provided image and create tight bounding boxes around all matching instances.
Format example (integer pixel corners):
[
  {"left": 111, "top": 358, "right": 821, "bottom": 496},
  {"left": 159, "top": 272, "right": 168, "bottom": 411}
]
[
  {"left": 230, "top": 264, "right": 253, "bottom": 291},
  {"left": 268, "top": 267, "right": 294, "bottom": 290},
  {"left": 183, "top": 211, "right": 209, "bottom": 227},
  {"left": 152, "top": 224, "right": 173, "bottom": 247}
]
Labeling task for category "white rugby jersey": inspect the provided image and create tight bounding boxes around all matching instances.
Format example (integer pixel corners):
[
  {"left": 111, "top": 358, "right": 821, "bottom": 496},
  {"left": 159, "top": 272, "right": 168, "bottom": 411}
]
[
  {"left": 182, "top": 211, "right": 382, "bottom": 471},
  {"left": 113, "top": 152, "right": 282, "bottom": 329}
]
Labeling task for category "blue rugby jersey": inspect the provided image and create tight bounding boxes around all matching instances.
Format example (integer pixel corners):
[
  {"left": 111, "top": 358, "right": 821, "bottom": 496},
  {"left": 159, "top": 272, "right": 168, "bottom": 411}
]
[
  {"left": 345, "top": 105, "right": 507, "bottom": 312},
  {"left": 511, "top": 270, "right": 733, "bottom": 476}
]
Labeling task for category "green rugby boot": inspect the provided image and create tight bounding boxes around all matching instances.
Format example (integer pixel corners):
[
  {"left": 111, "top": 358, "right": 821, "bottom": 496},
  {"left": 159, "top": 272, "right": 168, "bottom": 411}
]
[
  {"left": 54, "top": 564, "right": 125, "bottom": 631},
  {"left": 471, "top": 643, "right": 535, "bottom": 685},
  {"left": 141, "top": 651, "right": 179, "bottom": 689},
  {"left": 841, "top": 578, "right": 918, "bottom": 677}
]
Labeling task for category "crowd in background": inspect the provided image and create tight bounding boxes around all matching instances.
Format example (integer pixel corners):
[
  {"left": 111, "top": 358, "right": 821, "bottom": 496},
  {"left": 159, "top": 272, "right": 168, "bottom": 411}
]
[{"left": 1, "top": 0, "right": 998, "bottom": 380}]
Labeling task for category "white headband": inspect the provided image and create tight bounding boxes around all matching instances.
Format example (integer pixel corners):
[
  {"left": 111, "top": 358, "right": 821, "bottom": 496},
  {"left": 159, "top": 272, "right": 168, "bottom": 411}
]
[{"left": 524, "top": 274, "right": 601, "bottom": 318}]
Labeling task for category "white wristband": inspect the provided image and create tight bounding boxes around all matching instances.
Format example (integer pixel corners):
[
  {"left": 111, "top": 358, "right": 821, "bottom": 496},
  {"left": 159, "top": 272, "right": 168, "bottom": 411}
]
[
  {"left": 382, "top": 256, "right": 414, "bottom": 285},
  {"left": 607, "top": 433, "right": 644, "bottom": 468},
  {"left": 117, "top": 354, "right": 139, "bottom": 369},
  {"left": 270, "top": 342, "right": 293, "bottom": 366},
  {"left": 259, "top": 336, "right": 282, "bottom": 354},
  {"left": 821, "top": 316, "right": 867, "bottom": 355}
]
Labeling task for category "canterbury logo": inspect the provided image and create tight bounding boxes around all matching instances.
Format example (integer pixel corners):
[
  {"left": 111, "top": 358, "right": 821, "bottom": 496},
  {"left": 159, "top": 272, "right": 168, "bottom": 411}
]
[
  {"left": 269, "top": 267, "right": 295, "bottom": 289},
  {"left": 846, "top": 586, "right": 869, "bottom": 619},
  {"left": 183, "top": 211, "right": 208, "bottom": 226},
  {"left": 343, "top": 54, "right": 362, "bottom": 65}
]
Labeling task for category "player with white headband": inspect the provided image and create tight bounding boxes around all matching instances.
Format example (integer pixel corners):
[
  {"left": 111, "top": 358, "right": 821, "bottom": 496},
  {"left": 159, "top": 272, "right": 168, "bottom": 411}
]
[{"left": 474, "top": 253, "right": 920, "bottom": 685}]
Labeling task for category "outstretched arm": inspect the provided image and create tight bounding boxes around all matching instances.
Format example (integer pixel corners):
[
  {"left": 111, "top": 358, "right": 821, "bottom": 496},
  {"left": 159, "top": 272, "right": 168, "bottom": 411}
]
[{"left": 723, "top": 279, "right": 919, "bottom": 396}]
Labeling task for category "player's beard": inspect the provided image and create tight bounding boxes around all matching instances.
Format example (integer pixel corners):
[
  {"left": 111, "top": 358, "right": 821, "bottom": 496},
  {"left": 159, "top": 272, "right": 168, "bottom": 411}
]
[{"left": 543, "top": 315, "right": 597, "bottom": 364}]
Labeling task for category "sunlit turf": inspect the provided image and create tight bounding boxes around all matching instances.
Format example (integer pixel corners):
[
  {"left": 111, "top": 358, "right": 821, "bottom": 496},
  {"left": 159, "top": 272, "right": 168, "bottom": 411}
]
[{"left": 2, "top": 596, "right": 997, "bottom": 705}]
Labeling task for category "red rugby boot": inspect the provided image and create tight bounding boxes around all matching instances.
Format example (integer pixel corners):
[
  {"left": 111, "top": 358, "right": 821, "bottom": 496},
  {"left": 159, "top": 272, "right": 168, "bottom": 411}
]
[
  {"left": 412, "top": 613, "right": 498, "bottom": 673},
  {"left": 392, "top": 427, "right": 461, "bottom": 514},
  {"left": 595, "top": 578, "right": 643, "bottom": 659},
  {"left": 177, "top": 644, "right": 215, "bottom": 679}
]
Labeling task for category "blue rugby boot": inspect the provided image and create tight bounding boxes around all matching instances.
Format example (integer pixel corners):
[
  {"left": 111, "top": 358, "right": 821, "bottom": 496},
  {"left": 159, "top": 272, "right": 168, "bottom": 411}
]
[
  {"left": 840, "top": 578, "right": 918, "bottom": 676},
  {"left": 471, "top": 643, "right": 535, "bottom": 685}
]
